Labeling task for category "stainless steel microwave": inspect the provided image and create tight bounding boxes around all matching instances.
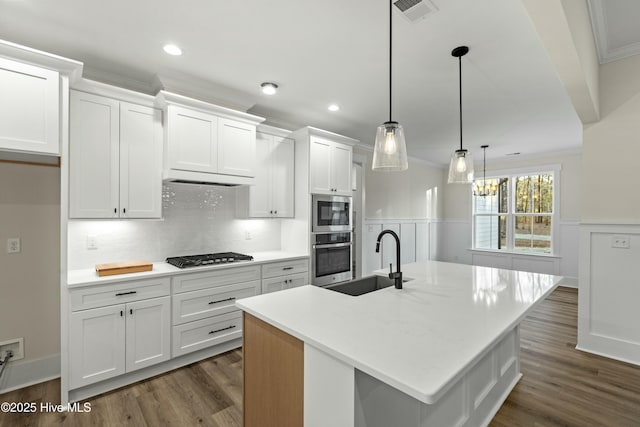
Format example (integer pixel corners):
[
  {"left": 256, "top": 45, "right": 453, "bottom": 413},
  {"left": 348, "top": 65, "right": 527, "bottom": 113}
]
[{"left": 312, "top": 194, "right": 351, "bottom": 233}]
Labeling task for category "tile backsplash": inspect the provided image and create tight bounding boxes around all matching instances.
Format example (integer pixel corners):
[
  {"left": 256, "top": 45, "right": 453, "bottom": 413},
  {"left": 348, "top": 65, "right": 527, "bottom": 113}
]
[{"left": 67, "top": 183, "right": 282, "bottom": 269}]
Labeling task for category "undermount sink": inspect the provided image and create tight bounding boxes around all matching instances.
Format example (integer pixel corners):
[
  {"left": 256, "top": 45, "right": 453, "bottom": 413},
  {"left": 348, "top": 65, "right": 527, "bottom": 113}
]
[{"left": 325, "top": 275, "right": 412, "bottom": 296}]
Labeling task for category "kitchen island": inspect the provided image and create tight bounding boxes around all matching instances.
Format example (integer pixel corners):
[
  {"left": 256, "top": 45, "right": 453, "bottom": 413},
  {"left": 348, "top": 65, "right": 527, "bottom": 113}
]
[{"left": 236, "top": 260, "right": 563, "bottom": 427}]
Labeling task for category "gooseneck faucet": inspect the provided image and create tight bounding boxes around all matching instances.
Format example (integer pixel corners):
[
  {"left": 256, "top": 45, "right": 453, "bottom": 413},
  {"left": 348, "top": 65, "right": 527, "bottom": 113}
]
[{"left": 375, "top": 229, "right": 403, "bottom": 289}]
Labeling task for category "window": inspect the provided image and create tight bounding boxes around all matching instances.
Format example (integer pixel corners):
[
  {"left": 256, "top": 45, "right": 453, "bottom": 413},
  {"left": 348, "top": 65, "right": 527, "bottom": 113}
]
[{"left": 472, "top": 168, "right": 557, "bottom": 255}]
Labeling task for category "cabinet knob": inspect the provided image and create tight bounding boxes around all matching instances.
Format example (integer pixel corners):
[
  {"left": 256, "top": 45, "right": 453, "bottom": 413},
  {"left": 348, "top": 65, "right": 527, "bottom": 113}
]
[
  {"left": 270, "top": 210, "right": 273, "bottom": 214},
  {"left": 274, "top": 210, "right": 278, "bottom": 214},
  {"left": 123, "top": 208, "right": 126, "bottom": 214},
  {"left": 114, "top": 208, "right": 117, "bottom": 214}
]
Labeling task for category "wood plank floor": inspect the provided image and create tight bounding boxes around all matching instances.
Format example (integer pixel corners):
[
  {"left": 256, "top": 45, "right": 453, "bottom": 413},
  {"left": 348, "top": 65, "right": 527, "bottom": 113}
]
[{"left": 1, "top": 287, "right": 639, "bottom": 426}]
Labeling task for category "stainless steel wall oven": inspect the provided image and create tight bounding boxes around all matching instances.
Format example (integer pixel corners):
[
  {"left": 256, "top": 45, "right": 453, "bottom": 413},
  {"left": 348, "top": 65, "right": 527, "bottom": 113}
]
[{"left": 311, "top": 232, "right": 352, "bottom": 286}]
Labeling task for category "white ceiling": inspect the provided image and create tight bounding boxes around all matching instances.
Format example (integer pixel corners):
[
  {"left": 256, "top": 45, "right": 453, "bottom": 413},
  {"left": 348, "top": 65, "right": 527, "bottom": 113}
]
[
  {"left": 588, "top": 0, "right": 640, "bottom": 64},
  {"left": 0, "top": 0, "right": 594, "bottom": 166}
]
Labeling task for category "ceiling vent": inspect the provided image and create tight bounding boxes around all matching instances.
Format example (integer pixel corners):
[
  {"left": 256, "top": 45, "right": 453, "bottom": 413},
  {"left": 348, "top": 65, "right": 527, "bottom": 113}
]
[{"left": 394, "top": 0, "right": 439, "bottom": 23}]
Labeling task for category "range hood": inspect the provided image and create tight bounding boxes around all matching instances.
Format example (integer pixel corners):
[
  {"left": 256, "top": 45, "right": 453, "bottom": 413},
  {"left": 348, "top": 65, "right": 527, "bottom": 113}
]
[{"left": 163, "top": 169, "right": 254, "bottom": 187}]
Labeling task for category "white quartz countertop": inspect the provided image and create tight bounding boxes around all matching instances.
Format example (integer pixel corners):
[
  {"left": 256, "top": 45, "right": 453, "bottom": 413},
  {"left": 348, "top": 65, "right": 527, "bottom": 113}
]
[
  {"left": 236, "top": 260, "right": 562, "bottom": 404},
  {"left": 67, "top": 251, "right": 308, "bottom": 287}
]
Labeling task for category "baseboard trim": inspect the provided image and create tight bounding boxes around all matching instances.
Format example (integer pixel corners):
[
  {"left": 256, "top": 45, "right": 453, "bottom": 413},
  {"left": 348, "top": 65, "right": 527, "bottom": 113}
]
[
  {"left": 575, "top": 344, "right": 640, "bottom": 367},
  {"left": 0, "top": 353, "right": 60, "bottom": 394},
  {"left": 558, "top": 277, "right": 578, "bottom": 288}
]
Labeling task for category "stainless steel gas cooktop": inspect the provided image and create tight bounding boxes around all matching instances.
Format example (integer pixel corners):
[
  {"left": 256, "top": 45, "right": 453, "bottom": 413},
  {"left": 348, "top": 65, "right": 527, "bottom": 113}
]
[{"left": 166, "top": 252, "right": 253, "bottom": 268}]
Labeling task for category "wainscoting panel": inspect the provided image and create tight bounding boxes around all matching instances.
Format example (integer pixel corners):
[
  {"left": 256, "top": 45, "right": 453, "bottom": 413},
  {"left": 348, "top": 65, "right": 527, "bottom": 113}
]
[
  {"left": 362, "top": 219, "right": 437, "bottom": 276},
  {"left": 578, "top": 223, "right": 640, "bottom": 365}
]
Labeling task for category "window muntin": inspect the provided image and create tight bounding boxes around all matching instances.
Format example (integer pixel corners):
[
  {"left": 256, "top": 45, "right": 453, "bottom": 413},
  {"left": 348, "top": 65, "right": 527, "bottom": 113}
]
[{"left": 473, "top": 172, "right": 555, "bottom": 255}]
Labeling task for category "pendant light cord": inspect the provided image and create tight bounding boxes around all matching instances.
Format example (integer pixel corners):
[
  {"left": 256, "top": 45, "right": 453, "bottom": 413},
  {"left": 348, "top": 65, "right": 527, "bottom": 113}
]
[
  {"left": 389, "top": 0, "right": 393, "bottom": 123},
  {"left": 483, "top": 146, "right": 486, "bottom": 183},
  {"left": 458, "top": 54, "right": 463, "bottom": 151}
]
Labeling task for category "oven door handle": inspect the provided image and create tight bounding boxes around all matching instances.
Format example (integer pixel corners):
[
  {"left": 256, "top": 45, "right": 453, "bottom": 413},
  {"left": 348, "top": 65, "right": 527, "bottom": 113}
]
[{"left": 313, "top": 242, "right": 352, "bottom": 249}]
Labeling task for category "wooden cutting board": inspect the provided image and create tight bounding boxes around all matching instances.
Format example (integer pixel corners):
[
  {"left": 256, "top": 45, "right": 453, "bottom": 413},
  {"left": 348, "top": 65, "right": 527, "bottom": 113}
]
[{"left": 95, "top": 260, "right": 153, "bottom": 277}]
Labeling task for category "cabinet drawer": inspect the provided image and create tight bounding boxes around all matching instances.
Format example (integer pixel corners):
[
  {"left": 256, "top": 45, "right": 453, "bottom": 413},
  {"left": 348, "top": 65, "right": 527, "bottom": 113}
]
[
  {"left": 171, "top": 265, "right": 261, "bottom": 293},
  {"left": 261, "top": 258, "right": 309, "bottom": 279},
  {"left": 70, "top": 277, "right": 170, "bottom": 311},
  {"left": 172, "top": 280, "right": 260, "bottom": 325},
  {"left": 172, "top": 311, "right": 243, "bottom": 357},
  {"left": 262, "top": 272, "right": 308, "bottom": 294}
]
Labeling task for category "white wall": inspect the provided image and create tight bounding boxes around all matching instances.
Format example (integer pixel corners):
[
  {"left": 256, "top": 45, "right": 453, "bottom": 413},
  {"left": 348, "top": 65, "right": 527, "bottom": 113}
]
[
  {"left": 0, "top": 162, "right": 60, "bottom": 390},
  {"left": 356, "top": 146, "right": 445, "bottom": 275},
  {"left": 68, "top": 183, "right": 282, "bottom": 269},
  {"left": 357, "top": 147, "right": 445, "bottom": 220},
  {"left": 578, "top": 54, "right": 640, "bottom": 365},
  {"left": 440, "top": 151, "right": 582, "bottom": 279},
  {"left": 583, "top": 55, "right": 640, "bottom": 220}
]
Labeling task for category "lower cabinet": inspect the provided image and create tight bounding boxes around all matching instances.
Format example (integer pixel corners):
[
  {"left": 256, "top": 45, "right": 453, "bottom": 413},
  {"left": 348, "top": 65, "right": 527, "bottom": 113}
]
[
  {"left": 261, "top": 258, "right": 309, "bottom": 294},
  {"left": 66, "top": 257, "right": 309, "bottom": 399},
  {"left": 69, "top": 293, "right": 170, "bottom": 389},
  {"left": 170, "top": 265, "right": 261, "bottom": 357}
]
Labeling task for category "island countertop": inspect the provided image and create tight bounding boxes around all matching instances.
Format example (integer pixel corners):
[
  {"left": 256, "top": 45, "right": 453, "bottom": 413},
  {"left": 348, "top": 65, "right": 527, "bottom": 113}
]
[{"left": 235, "top": 260, "right": 562, "bottom": 404}]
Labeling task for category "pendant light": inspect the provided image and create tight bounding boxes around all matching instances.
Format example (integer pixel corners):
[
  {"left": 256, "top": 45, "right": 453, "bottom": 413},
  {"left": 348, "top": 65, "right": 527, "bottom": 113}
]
[
  {"left": 372, "top": 0, "right": 408, "bottom": 172},
  {"left": 473, "top": 145, "right": 498, "bottom": 196},
  {"left": 447, "top": 46, "right": 474, "bottom": 183}
]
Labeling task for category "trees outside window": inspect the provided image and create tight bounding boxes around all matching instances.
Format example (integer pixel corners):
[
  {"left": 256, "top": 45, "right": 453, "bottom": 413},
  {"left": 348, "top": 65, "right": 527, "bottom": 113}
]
[{"left": 473, "top": 171, "right": 555, "bottom": 255}]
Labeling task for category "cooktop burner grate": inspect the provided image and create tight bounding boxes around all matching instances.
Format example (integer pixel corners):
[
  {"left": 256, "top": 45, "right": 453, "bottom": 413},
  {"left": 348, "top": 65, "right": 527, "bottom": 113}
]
[{"left": 166, "top": 252, "right": 253, "bottom": 268}]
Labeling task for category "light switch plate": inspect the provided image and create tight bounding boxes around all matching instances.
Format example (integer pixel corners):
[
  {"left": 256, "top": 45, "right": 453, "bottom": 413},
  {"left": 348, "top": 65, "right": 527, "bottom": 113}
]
[{"left": 7, "top": 238, "right": 20, "bottom": 253}]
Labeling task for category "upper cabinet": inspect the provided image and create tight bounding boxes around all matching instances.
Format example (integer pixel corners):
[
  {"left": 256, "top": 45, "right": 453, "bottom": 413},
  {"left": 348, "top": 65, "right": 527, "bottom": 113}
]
[
  {"left": 309, "top": 136, "right": 352, "bottom": 196},
  {"left": 237, "top": 130, "right": 295, "bottom": 218},
  {"left": 157, "top": 91, "right": 264, "bottom": 186},
  {"left": 0, "top": 57, "right": 60, "bottom": 155},
  {"left": 309, "top": 136, "right": 352, "bottom": 195},
  {"left": 69, "top": 90, "right": 163, "bottom": 219}
]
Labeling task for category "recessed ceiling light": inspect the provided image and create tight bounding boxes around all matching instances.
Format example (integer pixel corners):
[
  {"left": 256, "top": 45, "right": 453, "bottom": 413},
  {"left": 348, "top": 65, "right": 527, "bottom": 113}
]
[
  {"left": 163, "top": 44, "right": 182, "bottom": 56},
  {"left": 261, "top": 82, "right": 278, "bottom": 95},
  {"left": 328, "top": 104, "right": 340, "bottom": 112}
]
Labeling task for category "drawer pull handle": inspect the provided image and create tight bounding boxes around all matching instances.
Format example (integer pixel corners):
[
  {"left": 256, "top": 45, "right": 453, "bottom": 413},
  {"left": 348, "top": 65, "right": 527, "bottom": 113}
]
[
  {"left": 115, "top": 291, "right": 137, "bottom": 296},
  {"left": 283, "top": 267, "right": 294, "bottom": 270},
  {"left": 208, "top": 297, "right": 236, "bottom": 305},
  {"left": 209, "top": 325, "right": 236, "bottom": 335}
]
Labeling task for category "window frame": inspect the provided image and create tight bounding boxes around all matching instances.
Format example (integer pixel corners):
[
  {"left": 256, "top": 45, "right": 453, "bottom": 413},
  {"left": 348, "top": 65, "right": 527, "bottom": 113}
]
[{"left": 471, "top": 164, "right": 561, "bottom": 256}]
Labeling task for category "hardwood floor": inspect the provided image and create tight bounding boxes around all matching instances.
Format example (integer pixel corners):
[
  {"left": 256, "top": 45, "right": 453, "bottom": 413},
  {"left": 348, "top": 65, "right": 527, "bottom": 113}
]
[
  {"left": 491, "top": 287, "right": 640, "bottom": 427},
  {"left": 1, "top": 287, "right": 639, "bottom": 426},
  {"left": 0, "top": 349, "right": 243, "bottom": 427}
]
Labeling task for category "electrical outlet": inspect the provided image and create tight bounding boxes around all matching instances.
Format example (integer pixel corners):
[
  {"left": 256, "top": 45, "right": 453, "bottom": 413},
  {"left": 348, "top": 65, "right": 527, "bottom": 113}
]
[
  {"left": 245, "top": 230, "right": 252, "bottom": 240},
  {"left": 612, "top": 235, "right": 630, "bottom": 249},
  {"left": 87, "top": 235, "right": 98, "bottom": 250},
  {"left": 7, "top": 238, "right": 20, "bottom": 253},
  {"left": 0, "top": 337, "right": 24, "bottom": 361}
]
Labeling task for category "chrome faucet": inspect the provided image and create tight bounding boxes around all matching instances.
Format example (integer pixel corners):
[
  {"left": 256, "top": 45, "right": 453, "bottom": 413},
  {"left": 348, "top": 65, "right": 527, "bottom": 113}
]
[{"left": 375, "top": 229, "right": 403, "bottom": 289}]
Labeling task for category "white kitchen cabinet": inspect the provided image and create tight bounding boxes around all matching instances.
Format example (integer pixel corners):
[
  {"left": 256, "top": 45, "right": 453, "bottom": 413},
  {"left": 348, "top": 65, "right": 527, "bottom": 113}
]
[
  {"left": 69, "top": 304, "right": 125, "bottom": 388},
  {"left": 237, "top": 131, "right": 294, "bottom": 218},
  {"left": 69, "top": 90, "right": 162, "bottom": 219},
  {"left": 309, "top": 136, "right": 352, "bottom": 196},
  {"left": 261, "top": 258, "right": 309, "bottom": 294},
  {"left": 159, "top": 91, "right": 264, "bottom": 185},
  {"left": 0, "top": 57, "right": 60, "bottom": 155},
  {"left": 217, "top": 118, "right": 256, "bottom": 177},
  {"left": 170, "top": 265, "right": 261, "bottom": 357},
  {"left": 166, "top": 105, "right": 218, "bottom": 173},
  {"left": 69, "top": 294, "right": 171, "bottom": 389}
]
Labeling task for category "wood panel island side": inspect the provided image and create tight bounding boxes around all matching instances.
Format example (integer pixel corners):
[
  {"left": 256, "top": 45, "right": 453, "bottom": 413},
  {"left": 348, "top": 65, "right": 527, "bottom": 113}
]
[{"left": 237, "top": 260, "right": 563, "bottom": 427}]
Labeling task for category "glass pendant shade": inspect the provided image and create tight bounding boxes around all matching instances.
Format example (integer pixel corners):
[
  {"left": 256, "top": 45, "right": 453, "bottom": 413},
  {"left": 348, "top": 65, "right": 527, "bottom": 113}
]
[
  {"left": 372, "top": 121, "right": 408, "bottom": 171},
  {"left": 448, "top": 149, "right": 474, "bottom": 183}
]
